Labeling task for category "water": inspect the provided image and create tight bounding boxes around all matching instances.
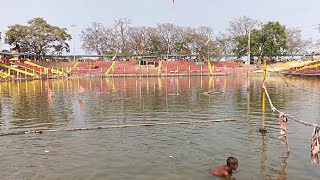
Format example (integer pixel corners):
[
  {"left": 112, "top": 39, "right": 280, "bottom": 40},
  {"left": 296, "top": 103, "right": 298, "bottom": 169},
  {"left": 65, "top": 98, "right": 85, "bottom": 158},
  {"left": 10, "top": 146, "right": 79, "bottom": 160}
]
[{"left": 0, "top": 75, "right": 319, "bottom": 180}]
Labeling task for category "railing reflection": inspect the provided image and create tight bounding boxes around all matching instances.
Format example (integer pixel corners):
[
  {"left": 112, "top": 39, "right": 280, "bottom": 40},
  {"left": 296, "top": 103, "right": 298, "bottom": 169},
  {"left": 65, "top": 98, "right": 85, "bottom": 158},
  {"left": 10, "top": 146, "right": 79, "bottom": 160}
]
[{"left": 0, "top": 76, "right": 255, "bottom": 130}]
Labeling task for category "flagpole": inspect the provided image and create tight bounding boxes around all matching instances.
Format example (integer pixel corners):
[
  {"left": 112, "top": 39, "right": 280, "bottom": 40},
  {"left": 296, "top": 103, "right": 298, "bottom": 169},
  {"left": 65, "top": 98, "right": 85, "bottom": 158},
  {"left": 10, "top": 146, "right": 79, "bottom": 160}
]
[
  {"left": 247, "top": 30, "right": 251, "bottom": 77},
  {"left": 167, "top": 0, "right": 175, "bottom": 60},
  {"left": 207, "top": 36, "right": 210, "bottom": 61}
]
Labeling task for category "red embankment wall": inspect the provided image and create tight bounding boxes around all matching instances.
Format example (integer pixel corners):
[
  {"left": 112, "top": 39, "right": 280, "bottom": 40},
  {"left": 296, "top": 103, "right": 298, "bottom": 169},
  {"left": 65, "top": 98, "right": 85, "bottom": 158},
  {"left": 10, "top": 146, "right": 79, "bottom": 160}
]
[
  {"left": 30, "top": 60, "right": 259, "bottom": 77},
  {"left": 163, "top": 60, "right": 209, "bottom": 75}
]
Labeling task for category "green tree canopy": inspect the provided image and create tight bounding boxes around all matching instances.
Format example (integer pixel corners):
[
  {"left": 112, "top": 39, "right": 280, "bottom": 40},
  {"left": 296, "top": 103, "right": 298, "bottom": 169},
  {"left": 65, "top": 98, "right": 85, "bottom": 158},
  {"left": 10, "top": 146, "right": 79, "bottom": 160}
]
[
  {"left": 234, "top": 21, "right": 288, "bottom": 63},
  {"left": 5, "top": 17, "right": 71, "bottom": 55}
]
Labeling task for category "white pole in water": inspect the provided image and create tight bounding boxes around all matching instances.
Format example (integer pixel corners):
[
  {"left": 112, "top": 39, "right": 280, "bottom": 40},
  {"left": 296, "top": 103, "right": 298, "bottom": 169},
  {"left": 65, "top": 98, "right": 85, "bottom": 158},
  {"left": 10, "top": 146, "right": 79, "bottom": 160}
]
[
  {"left": 207, "top": 35, "right": 210, "bottom": 61},
  {"left": 247, "top": 30, "right": 251, "bottom": 77},
  {"left": 166, "top": 0, "right": 175, "bottom": 61},
  {"left": 71, "top": 24, "right": 76, "bottom": 61}
]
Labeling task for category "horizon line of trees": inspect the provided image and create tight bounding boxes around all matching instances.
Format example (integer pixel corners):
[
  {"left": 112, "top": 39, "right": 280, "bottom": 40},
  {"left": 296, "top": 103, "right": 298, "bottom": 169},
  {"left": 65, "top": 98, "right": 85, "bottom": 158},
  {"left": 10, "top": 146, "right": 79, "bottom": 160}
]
[{"left": 2, "top": 16, "right": 320, "bottom": 62}]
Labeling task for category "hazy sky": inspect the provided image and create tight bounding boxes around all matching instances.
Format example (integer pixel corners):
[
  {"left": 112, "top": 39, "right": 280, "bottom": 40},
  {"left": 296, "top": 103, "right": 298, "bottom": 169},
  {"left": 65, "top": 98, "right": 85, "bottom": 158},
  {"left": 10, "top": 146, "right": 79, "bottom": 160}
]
[{"left": 1, "top": 0, "right": 319, "bottom": 54}]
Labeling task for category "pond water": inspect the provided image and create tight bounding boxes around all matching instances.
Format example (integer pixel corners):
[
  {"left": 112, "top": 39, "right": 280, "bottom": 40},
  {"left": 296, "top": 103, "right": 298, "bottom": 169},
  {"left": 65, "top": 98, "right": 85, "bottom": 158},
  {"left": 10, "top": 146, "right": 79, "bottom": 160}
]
[{"left": 0, "top": 75, "right": 319, "bottom": 180}]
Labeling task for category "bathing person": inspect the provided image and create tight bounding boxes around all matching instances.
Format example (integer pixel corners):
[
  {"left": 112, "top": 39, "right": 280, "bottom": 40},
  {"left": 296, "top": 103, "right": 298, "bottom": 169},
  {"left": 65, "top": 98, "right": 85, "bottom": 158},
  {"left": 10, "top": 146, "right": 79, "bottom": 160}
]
[{"left": 208, "top": 157, "right": 238, "bottom": 177}]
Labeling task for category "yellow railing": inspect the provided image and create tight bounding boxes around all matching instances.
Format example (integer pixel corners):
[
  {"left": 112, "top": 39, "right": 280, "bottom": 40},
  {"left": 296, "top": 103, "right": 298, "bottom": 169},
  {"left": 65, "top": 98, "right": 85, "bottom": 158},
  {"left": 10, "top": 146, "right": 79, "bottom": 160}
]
[
  {"left": 67, "top": 62, "right": 80, "bottom": 74},
  {"left": 0, "top": 63, "right": 39, "bottom": 77},
  {"left": 25, "top": 60, "right": 67, "bottom": 76},
  {"left": 0, "top": 71, "right": 14, "bottom": 78},
  {"left": 268, "top": 60, "right": 315, "bottom": 71},
  {"left": 105, "top": 61, "right": 116, "bottom": 75},
  {"left": 24, "top": 60, "right": 45, "bottom": 69},
  {"left": 299, "top": 60, "right": 320, "bottom": 70}
]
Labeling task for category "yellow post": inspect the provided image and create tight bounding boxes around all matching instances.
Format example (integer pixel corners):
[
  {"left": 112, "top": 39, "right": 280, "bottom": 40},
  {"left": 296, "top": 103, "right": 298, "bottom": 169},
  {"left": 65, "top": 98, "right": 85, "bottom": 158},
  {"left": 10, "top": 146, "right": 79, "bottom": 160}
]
[
  {"left": 260, "top": 58, "right": 267, "bottom": 133},
  {"left": 166, "top": 65, "right": 168, "bottom": 77},
  {"left": 158, "top": 60, "right": 162, "bottom": 76},
  {"left": 208, "top": 60, "right": 213, "bottom": 74},
  {"left": 158, "top": 77, "right": 162, "bottom": 90},
  {"left": 263, "top": 59, "right": 267, "bottom": 82},
  {"left": 176, "top": 65, "right": 179, "bottom": 75},
  {"left": 188, "top": 65, "right": 191, "bottom": 75},
  {"left": 124, "top": 66, "right": 126, "bottom": 77},
  {"left": 201, "top": 65, "right": 203, "bottom": 76},
  {"left": 147, "top": 66, "right": 149, "bottom": 77},
  {"left": 262, "top": 91, "right": 266, "bottom": 113},
  {"left": 62, "top": 67, "right": 64, "bottom": 72},
  {"left": 212, "top": 64, "right": 215, "bottom": 73}
]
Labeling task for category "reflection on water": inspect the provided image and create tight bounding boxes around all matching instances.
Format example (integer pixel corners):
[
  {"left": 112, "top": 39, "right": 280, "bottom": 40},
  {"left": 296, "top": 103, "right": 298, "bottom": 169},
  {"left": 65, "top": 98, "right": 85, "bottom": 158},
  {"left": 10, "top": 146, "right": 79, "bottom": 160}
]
[
  {"left": 277, "top": 152, "right": 289, "bottom": 180},
  {"left": 0, "top": 76, "right": 319, "bottom": 179}
]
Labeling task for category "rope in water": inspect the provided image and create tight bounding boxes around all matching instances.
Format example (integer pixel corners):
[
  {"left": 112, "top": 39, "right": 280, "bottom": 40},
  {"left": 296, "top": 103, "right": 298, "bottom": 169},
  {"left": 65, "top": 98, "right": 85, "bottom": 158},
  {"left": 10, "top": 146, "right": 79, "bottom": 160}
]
[
  {"left": 262, "top": 82, "right": 318, "bottom": 127},
  {"left": 0, "top": 118, "right": 239, "bottom": 137}
]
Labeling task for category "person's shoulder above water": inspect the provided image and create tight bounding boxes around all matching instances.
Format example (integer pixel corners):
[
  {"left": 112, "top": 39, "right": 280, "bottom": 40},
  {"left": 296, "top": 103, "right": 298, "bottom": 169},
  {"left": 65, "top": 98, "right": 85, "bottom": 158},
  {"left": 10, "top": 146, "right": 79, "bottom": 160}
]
[
  {"left": 208, "top": 157, "right": 238, "bottom": 177},
  {"left": 208, "top": 165, "right": 229, "bottom": 177}
]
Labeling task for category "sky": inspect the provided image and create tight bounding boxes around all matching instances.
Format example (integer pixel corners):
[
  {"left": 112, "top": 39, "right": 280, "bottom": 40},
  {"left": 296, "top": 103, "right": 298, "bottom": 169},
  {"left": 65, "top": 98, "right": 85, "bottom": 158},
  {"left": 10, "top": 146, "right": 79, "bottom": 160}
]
[{"left": 1, "top": 0, "right": 319, "bottom": 54}]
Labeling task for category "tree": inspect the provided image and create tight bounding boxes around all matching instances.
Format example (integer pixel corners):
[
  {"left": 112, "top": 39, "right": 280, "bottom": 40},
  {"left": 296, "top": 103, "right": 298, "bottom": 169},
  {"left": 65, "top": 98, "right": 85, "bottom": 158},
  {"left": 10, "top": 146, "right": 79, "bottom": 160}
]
[
  {"left": 173, "top": 26, "right": 193, "bottom": 55},
  {"left": 217, "top": 33, "right": 234, "bottom": 55},
  {"left": 227, "top": 16, "right": 261, "bottom": 39},
  {"left": 286, "top": 27, "right": 311, "bottom": 54},
  {"left": 127, "top": 26, "right": 149, "bottom": 55},
  {"left": 81, "top": 22, "right": 115, "bottom": 55},
  {"left": 5, "top": 17, "right": 71, "bottom": 55},
  {"left": 315, "top": 40, "right": 320, "bottom": 52},
  {"left": 157, "top": 23, "right": 181, "bottom": 55},
  {"left": 114, "top": 18, "right": 131, "bottom": 55},
  {"left": 146, "top": 27, "right": 167, "bottom": 55},
  {"left": 218, "top": 16, "right": 261, "bottom": 57},
  {"left": 234, "top": 21, "right": 288, "bottom": 64},
  {"left": 187, "top": 26, "right": 218, "bottom": 59}
]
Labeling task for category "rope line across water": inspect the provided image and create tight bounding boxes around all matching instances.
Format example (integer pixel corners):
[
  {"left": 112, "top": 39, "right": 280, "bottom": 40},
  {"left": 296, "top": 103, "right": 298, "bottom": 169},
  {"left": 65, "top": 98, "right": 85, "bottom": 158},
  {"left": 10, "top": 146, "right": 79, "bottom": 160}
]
[
  {"left": 262, "top": 82, "right": 318, "bottom": 127},
  {"left": 0, "top": 118, "right": 239, "bottom": 137}
]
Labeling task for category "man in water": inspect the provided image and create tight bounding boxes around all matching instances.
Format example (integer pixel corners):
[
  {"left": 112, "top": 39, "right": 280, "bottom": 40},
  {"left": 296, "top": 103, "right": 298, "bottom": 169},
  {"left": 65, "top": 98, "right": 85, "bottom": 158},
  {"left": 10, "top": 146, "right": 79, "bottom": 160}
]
[{"left": 208, "top": 157, "right": 238, "bottom": 177}]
